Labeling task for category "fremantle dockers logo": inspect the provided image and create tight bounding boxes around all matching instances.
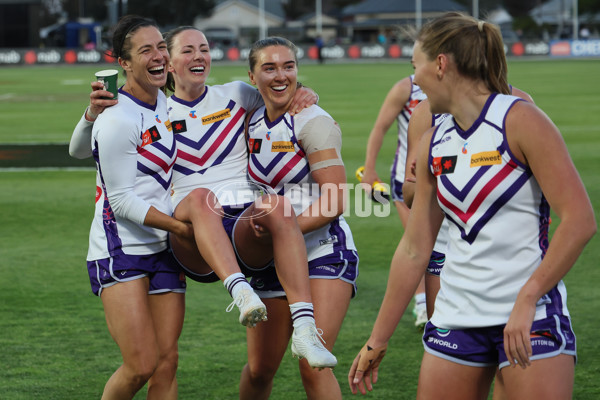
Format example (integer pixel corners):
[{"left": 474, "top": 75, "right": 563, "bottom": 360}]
[{"left": 432, "top": 156, "right": 457, "bottom": 176}]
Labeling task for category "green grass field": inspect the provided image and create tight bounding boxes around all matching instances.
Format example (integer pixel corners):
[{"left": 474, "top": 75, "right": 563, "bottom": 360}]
[{"left": 1, "top": 59, "right": 599, "bottom": 399}]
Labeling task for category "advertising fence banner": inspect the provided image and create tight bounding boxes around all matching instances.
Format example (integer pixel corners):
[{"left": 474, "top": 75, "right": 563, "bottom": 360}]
[{"left": 1, "top": 40, "right": 599, "bottom": 66}]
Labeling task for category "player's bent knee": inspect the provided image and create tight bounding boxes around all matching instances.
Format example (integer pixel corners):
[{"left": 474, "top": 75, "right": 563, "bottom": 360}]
[
  {"left": 186, "top": 188, "right": 220, "bottom": 212},
  {"left": 246, "top": 361, "right": 278, "bottom": 384},
  {"left": 256, "top": 194, "right": 295, "bottom": 221},
  {"left": 156, "top": 349, "right": 179, "bottom": 376},
  {"left": 125, "top": 360, "right": 157, "bottom": 386}
]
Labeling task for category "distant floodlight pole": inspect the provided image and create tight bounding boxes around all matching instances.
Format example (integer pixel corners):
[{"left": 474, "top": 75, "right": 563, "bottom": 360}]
[
  {"left": 94, "top": 25, "right": 102, "bottom": 48},
  {"left": 259, "top": 0, "right": 266, "bottom": 40},
  {"left": 573, "top": 0, "right": 579, "bottom": 39},
  {"left": 473, "top": 0, "right": 479, "bottom": 20},
  {"left": 415, "top": 0, "right": 421, "bottom": 30},
  {"left": 316, "top": 0, "right": 323, "bottom": 36}
]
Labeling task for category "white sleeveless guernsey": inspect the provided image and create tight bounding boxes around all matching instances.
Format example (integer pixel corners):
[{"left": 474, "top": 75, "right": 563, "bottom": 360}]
[
  {"left": 429, "top": 93, "right": 568, "bottom": 329},
  {"left": 247, "top": 105, "right": 357, "bottom": 265}
]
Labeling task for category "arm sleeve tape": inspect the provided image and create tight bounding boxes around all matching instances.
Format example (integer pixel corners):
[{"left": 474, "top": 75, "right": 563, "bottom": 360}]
[{"left": 298, "top": 115, "right": 344, "bottom": 170}]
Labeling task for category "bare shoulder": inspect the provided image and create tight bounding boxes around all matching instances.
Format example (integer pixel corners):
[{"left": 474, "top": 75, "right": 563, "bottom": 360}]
[
  {"left": 506, "top": 100, "right": 553, "bottom": 133},
  {"left": 391, "top": 76, "right": 413, "bottom": 97},
  {"left": 376, "top": 76, "right": 414, "bottom": 115},
  {"left": 407, "top": 99, "right": 433, "bottom": 143},
  {"left": 411, "top": 99, "right": 432, "bottom": 122},
  {"left": 381, "top": 76, "right": 413, "bottom": 104},
  {"left": 510, "top": 86, "right": 534, "bottom": 103},
  {"left": 506, "top": 100, "right": 563, "bottom": 163}
]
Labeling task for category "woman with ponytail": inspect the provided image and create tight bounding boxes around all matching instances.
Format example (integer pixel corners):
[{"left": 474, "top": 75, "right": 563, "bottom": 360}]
[{"left": 349, "top": 12, "right": 595, "bottom": 399}]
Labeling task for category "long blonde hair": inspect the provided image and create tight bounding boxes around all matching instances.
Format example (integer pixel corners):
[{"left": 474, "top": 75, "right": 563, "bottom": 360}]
[{"left": 417, "top": 12, "right": 509, "bottom": 94}]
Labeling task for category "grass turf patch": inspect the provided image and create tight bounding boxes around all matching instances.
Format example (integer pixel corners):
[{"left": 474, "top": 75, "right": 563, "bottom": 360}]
[{"left": 1, "top": 59, "right": 599, "bottom": 399}]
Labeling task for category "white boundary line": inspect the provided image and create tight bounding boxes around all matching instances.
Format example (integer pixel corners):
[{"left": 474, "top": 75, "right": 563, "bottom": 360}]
[{"left": 0, "top": 167, "right": 94, "bottom": 172}]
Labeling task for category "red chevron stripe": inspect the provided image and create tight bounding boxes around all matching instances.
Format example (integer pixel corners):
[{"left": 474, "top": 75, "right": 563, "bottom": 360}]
[
  {"left": 198, "top": 108, "right": 244, "bottom": 165},
  {"left": 248, "top": 165, "right": 270, "bottom": 186},
  {"left": 438, "top": 160, "right": 518, "bottom": 223},
  {"left": 137, "top": 146, "right": 175, "bottom": 174},
  {"left": 176, "top": 149, "right": 203, "bottom": 165},
  {"left": 269, "top": 153, "right": 305, "bottom": 187}
]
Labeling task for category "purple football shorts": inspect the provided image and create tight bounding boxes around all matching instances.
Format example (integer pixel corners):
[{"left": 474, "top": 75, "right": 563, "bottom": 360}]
[
  {"left": 426, "top": 251, "right": 445, "bottom": 276},
  {"left": 87, "top": 249, "right": 186, "bottom": 296},
  {"left": 390, "top": 177, "right": 404, "bottom": 202},
  {"left": 249, "top": 250, "right": 359, "bottom": 298},
  {"left": 422, "top": 314, "right": 576, "bottom": 368}
]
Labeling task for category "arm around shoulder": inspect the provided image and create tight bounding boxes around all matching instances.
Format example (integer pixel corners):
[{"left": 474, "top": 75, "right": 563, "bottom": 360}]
[
  {"left": 70, "top": 81, "right": 118, "bottom": 159},
  {"left": 69, "top": 110, "right": 94, "bottom": 159}
]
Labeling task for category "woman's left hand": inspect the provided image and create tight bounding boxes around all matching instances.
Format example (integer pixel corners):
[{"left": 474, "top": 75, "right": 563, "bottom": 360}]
[
  {"left": 249, "top": 213, "right": 271, "bottom": 239},
  {"left": 348, "top": 342, "right": 388, "bottom": 395},
  {"left": 289, "top": 85, "right": 318, "bottom": 115},
  {"left": 503, "top": 296, "right": 536, "bottom": 369}
]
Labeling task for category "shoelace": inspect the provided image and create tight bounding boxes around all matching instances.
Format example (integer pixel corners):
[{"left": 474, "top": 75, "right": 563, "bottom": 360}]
[
  {"left": 303, "top": 326, "right": 327, "bottom": 346},
  {"left": 225, "top": 292, "right": 246, "bottom": 312},
  {"left": 315, "top": 327, "right": 327, "bottom": 345}
]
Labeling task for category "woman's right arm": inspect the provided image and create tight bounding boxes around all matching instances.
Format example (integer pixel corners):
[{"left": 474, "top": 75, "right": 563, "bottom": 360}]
[
  {"left": 403, "top": 99, "right": 433, "bottom": 207},
  {"left": 361, "top": 77, "right": 411, "bottom": 187},
  {"left": 69, "top": 81, "right": 117, "bottom": 159},
  {"left": 348, "top": 130, "right": 443, "bottom": 394},
  {"left": 69, "top": 112, "right": 94, "bottom": 159}
]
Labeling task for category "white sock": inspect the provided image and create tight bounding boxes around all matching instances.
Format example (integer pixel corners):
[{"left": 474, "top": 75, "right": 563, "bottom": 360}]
[
  {"left": 223, "top": 272, "right": 251, "bottom": 298},
  {"left": 415, "top": 292, "right": 426, "bottom": 308},
  {"left": 290, "top": 302, "right": 315, "bottom": 329}
]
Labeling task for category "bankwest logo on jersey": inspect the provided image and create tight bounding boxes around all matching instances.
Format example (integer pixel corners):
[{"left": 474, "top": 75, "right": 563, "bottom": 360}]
[
  {"left": 271, "top": 141, "right": 294, "bottom": 152},
  {"left": 470, "top": 151, "right": 501, "bottom": 167},
  {"left": 171, "top": 120, "right": 187, "bottom": 134},
  {"left": 432, "top": 155, "right": 457, "bottom": 176},
  {"left": 202, "top": 109, "right": 231, "bottom": 125},
  {"left": 141, "top": 126, "right": 161, "bottom": 147},
  {"left": 249, "top": 138, "right": 262, "bottom": 154}
]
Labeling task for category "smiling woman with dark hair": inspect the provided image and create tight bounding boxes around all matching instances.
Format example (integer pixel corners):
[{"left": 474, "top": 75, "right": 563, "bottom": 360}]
[{"left": 83, "top": 15, "right": 193, "bottom": 400}]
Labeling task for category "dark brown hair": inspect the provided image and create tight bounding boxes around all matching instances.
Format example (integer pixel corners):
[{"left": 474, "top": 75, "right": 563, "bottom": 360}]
[
  {"left": 163, "top": 26, "right": 202, "bottom": 93},
  {"left": 110, "top": 15, "right": 158, "bottom": 61},
  {"left": 248, "top": 37, "right": 298, "bottom": 72}
]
